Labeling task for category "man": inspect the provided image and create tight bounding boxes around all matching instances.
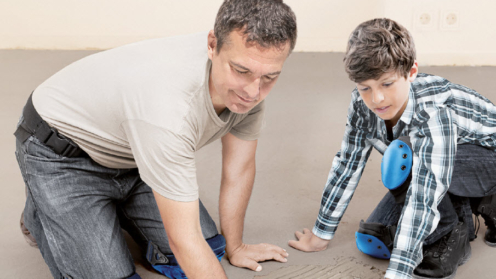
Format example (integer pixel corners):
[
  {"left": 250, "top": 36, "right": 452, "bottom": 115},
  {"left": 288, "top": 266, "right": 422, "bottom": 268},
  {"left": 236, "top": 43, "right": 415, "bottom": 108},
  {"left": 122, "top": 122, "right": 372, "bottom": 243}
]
[{"left": 14, "top": 0, "right": 297, "bottom": 278}]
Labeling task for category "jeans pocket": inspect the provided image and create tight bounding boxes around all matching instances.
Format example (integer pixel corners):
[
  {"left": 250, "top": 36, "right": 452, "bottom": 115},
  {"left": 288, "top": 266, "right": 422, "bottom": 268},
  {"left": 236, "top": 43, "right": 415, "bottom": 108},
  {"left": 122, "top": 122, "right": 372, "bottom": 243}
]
[
  {"left": 24, "top": 137, "right": 83, "bottom": 179},
  {"left": 26, "top": 137, "right": 69, "bottom": 161}
]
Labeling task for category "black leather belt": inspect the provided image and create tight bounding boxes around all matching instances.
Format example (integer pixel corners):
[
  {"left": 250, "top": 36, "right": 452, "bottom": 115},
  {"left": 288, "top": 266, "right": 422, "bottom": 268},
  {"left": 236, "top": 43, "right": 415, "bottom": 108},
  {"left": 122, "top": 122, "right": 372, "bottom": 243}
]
[{"left": 14, "top": 93, "right": 85, "bottom": 158}]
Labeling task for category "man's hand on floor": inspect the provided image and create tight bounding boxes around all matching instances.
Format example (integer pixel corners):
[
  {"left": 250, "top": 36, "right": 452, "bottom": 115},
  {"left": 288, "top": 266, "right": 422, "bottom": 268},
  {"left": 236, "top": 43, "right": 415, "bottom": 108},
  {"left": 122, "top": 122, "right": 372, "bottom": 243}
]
[
  {"left": 226, "top": 242, "right": 289, "bottom": 272},
  {"left": 288, "top": 228, "right": 330, "bottom": 252}
]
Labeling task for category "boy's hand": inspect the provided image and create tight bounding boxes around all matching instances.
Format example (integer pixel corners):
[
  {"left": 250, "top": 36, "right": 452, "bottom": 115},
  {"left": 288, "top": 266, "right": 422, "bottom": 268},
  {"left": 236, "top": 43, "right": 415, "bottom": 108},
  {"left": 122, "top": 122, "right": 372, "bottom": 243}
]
[
  {"left": 227, "top": 243, "right": 289, "bottom": 272},
  {"left": 288, "top": 228, "right": 330, "bottom": 252}
]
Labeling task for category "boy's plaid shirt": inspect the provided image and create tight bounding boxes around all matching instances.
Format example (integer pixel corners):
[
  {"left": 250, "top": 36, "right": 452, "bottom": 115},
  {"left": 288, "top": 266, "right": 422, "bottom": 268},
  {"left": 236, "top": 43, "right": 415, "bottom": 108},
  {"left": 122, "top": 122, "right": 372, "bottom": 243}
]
[{"left": 312, "top": 73, "right": 496, "bottom": 278}]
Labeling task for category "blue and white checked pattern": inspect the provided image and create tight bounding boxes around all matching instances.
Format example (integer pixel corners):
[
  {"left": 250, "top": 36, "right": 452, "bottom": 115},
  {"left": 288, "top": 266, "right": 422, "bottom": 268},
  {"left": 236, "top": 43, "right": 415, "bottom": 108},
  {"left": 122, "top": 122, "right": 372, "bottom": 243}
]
[{"left": 313, "top": 73, "right": 496, "bottom": 278}]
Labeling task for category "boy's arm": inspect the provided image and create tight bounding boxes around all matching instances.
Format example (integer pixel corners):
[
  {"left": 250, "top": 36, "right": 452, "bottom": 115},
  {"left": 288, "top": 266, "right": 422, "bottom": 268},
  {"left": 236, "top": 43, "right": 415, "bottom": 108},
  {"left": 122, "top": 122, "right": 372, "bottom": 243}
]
[
  {"left": 386, "top": 107, "right": 457, "bottom": 279},
  {"left": 290, "top": 92, "right": 373, "bottom": 251},
  {"left": 312, "top": 122, "right": 373, "bottom": 240}
]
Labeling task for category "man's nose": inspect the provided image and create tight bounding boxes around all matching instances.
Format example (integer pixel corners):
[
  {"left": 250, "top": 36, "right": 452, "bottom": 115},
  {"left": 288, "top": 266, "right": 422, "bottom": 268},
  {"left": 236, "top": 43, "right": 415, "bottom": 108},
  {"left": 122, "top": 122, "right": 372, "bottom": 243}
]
[{"left": 243, "top": 77, "right": 261, "bottom": 100}]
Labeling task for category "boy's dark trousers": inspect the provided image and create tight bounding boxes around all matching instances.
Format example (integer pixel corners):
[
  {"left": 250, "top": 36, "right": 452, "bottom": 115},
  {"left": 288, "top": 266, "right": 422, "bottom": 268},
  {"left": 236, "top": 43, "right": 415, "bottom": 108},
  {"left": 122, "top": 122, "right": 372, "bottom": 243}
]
[{"left": 368, "top": 144, "right": 496, "bottom": 245}]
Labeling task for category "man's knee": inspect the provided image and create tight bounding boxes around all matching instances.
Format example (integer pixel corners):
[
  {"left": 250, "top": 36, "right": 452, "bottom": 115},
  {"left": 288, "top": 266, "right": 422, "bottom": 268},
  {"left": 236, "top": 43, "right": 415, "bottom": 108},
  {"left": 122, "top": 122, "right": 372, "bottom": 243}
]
[
  {"left": 146, "top": 234, "right": 226, "bottom": 279},
  {"left": 199, "top": 200, "right": 220, "bottom": 239}
]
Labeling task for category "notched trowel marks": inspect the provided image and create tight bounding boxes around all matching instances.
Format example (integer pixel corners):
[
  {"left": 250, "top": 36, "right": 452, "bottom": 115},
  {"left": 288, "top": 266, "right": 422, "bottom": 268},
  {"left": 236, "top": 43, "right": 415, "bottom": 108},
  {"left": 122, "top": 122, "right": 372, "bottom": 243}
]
[{"left": 254, "top": 257, "right": 385, "bottom": 279}]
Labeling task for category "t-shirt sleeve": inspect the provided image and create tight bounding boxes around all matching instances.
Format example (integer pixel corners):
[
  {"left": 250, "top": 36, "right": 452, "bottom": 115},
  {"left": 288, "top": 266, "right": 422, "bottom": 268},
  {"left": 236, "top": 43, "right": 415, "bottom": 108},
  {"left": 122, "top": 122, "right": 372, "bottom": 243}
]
[
  {"left": 230, "top": 100, "right": 266, "bottom": 141},
  {"left": 121, "top": 119, "right": 198, "bottom": 202}
]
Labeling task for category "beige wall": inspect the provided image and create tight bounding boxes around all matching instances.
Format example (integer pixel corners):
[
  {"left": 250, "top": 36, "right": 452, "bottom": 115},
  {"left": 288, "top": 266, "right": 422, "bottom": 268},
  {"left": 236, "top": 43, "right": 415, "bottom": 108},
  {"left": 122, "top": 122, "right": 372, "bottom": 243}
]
[
  {"left": 2, "top": 0, "right": 496, "bottom": 65},
  {"left": 1, "top": 0, "right": 223, "bottom": 49},
  {"left": 383, "top": 0, "right": 496, "bottom": 66}
]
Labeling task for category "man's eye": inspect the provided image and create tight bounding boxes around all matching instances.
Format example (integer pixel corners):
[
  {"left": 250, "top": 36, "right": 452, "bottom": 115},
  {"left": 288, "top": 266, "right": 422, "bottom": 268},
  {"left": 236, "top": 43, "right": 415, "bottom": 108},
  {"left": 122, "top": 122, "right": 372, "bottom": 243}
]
[
  {"left": 264, "top": 75, "right": 276, "bottom": 81},
  {"left": 236, "top": 69, "right": 248, "bottom": 74}
]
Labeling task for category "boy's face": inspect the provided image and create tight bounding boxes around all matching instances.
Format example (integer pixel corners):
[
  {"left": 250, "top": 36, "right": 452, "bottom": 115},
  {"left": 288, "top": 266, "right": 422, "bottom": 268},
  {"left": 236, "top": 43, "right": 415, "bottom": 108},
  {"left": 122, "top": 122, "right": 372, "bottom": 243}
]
[
  {"left": 356, "top": 62, "right": 418, "bottom": 127},
  {"left": 207, "top": 29, "right": 290, "bottom": 114}
]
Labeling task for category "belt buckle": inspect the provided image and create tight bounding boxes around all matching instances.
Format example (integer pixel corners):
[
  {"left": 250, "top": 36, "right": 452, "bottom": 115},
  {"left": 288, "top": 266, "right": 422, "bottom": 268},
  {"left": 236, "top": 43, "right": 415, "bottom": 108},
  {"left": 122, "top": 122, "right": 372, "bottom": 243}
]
[{"left": 61, "top": 140, "right": 80, "bottom": 157}]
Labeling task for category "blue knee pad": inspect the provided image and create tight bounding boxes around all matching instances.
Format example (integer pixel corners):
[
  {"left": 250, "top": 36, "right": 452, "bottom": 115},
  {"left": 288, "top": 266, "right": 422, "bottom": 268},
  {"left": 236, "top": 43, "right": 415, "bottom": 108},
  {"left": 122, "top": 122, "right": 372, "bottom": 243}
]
[
  {"left": 355, "top": 220, "right": 396, "bottom": 260},
  {"left": 382, "top": 137, "right": 413, "bottom": 204},
  {"left": 355, "top": 232, "right": 391, "bottom": 259},
  {"left": 146, "top": 234, "right": 226, "bottom": 279}
]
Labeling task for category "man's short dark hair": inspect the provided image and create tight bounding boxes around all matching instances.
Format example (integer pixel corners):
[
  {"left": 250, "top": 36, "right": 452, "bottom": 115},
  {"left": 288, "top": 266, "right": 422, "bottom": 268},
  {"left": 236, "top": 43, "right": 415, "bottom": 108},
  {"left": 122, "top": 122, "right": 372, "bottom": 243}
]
[
  {"left": 214, "top": 0, "right": 297, "bottom": 53},
  {"left": 344, "top": 18, "right": 416, "bottom": 83}
]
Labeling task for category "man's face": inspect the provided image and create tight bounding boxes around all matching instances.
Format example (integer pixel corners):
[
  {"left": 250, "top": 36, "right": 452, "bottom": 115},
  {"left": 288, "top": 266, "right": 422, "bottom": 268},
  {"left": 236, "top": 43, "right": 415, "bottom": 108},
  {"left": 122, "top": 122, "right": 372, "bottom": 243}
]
[
  {"left": 356, "top": 63, "right": 418, "bottom": 127},
  {"left": 207, "top": 30, "right": 290, "bottom": 114}
]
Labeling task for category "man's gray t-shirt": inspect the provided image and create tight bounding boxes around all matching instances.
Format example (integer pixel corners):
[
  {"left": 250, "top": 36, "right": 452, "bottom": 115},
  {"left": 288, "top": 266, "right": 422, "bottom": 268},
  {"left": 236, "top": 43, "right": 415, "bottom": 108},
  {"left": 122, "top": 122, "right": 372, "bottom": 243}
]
[{"left": 32, "top": 32, "right": 265, "bottom": 202}]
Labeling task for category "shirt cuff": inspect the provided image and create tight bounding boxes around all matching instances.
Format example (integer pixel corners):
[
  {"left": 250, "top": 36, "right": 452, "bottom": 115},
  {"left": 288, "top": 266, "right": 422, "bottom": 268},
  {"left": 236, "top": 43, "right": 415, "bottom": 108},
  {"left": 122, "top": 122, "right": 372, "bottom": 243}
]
[
  {"left": 312, "top": 221, "right": 335, "bottom": 240},
  {"left": 385, "top": 248, "right": 422, "bottom": 279},
  {"left": 384, "top": 269, "right": 413, "bottom": 279}
]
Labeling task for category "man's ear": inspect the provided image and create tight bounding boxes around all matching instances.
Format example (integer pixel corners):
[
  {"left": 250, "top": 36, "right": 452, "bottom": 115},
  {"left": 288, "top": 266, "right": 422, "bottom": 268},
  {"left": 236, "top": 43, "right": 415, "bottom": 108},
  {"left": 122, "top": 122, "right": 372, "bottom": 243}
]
[
  {"left": 207, "top": 30, "right": 217, "bottom": 60},
  {"left": 408, "top": 61, "right": 419, "bottom": 82}
]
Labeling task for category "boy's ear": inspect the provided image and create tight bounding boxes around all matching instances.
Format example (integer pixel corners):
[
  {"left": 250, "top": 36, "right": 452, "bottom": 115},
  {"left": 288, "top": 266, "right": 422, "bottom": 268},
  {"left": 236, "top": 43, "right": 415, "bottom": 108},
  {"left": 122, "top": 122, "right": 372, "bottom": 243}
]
[
  {"left": 207, "top": 30, "right": 217, "bottom": 60},
  {"left": 408, "top": 61, "right": 419, "bottom": 82}
]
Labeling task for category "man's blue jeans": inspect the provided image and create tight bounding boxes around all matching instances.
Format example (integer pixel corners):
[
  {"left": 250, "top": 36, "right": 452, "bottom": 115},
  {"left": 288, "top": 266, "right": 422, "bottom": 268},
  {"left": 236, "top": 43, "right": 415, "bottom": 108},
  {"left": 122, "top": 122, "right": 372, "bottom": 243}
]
[
  {"left": 15, "top": 134, "right": 220, "bottom": 279},
  {"left": 368, "top": 144, "right": 496, "bottom": 245}
]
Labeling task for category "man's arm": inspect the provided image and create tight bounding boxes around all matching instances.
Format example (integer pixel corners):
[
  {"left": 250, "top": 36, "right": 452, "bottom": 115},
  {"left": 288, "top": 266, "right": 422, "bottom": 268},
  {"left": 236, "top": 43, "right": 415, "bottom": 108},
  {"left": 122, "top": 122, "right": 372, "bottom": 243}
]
[
  {"left": 152, "top": 192, "right": 227, "bottom": 279},
  {"left": 220, "top": 132, "right": 288, "bottom": 272},
  {"left": 121, "top": 121, "right": 227, "bottom": 277}
]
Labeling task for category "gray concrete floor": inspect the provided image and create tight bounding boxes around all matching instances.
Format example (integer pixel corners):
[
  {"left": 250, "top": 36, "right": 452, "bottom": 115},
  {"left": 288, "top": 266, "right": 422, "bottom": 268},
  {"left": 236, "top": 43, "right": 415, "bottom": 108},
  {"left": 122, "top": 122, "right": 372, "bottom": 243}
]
[{"left": 1, "top": 50, "right": 495, "bottom": 278}]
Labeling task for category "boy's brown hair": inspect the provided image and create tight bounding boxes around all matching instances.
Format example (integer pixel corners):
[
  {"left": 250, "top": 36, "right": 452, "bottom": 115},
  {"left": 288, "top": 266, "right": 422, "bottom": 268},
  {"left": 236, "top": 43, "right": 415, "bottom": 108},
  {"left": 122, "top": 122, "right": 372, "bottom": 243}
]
[{"left": 344, "top": 18, "right": 416, "bottom": 83}]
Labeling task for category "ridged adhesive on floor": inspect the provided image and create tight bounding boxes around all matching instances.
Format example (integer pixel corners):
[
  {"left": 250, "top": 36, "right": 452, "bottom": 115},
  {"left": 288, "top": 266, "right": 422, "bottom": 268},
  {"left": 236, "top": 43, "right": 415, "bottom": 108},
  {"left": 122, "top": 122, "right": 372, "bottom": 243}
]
[{"left": 253, "top": 257, "right": 385, "bottom": 279}]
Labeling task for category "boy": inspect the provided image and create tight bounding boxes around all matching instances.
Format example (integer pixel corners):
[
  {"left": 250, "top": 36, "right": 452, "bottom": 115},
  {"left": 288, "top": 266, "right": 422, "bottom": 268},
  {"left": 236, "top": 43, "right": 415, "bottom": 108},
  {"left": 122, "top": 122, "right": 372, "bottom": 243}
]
[{"left": 289, "top": 18, "right": 496, "bottom": 279}]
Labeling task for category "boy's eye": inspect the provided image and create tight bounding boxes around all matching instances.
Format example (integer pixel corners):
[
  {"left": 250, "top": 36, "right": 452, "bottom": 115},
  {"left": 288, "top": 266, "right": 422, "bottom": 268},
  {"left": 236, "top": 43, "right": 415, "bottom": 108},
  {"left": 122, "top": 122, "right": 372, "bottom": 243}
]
[
  {"left": 360, "top": 87, "right": 369, "bottom": 92},
  {"left": 383, "top": 82, "right": 393, "bottom": 87}
]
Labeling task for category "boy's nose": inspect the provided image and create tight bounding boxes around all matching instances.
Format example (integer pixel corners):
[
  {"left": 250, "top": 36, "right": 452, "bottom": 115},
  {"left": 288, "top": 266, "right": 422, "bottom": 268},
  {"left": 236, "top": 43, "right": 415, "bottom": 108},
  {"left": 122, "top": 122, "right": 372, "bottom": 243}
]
[{"left": 372, "top": 91, "right": 385, "bottom": 104}]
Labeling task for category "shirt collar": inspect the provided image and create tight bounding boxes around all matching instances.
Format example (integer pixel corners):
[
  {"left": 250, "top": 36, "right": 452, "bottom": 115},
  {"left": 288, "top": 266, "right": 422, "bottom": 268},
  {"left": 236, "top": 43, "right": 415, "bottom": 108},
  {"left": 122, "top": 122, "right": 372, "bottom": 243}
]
[{"left": 398, "top": 86, "right": 415, "bottom": 125}]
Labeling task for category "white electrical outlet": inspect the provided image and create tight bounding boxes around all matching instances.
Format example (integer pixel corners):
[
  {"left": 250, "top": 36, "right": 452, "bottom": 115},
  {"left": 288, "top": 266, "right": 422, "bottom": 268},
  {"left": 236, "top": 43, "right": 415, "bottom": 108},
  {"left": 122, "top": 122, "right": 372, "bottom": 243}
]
[
  {"left": 419, "top": 13, "right": 432, "bottom": 25},
  {"left": 440, "top": 10, "right": 460, "bottom": 31},
  {"left": 414, "top": 10, "right": 437, "bottom": 31}
]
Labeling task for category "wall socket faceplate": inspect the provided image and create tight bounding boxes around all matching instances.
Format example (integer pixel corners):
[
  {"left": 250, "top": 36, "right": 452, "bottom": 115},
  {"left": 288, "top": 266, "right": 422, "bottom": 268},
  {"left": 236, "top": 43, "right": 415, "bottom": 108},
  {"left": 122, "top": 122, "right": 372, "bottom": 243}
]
[
  {"left": 440, "top": 10, "right": 460, "bottom": 31},
  {"left": 414, "top": 9, "right": 460, "bottom": 32},
  {"left": 414, "top": 10, "right": 438, "bottom": 31}
]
